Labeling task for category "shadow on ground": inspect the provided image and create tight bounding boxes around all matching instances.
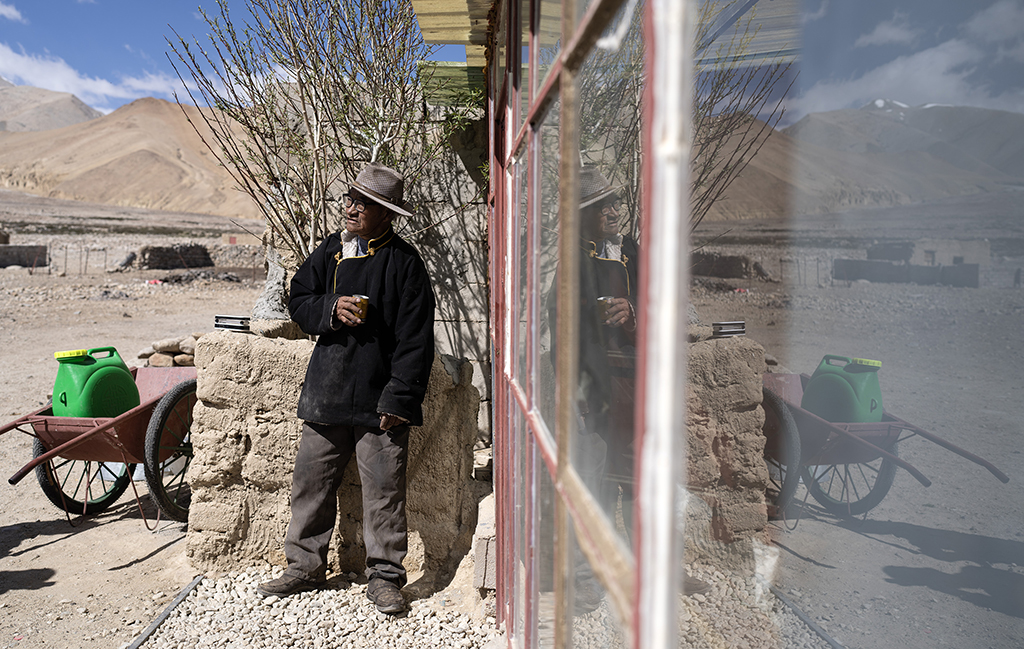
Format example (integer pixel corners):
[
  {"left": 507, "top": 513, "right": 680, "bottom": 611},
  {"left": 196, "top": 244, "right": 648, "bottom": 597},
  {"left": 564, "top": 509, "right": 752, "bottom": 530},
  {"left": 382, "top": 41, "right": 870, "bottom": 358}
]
[{"left": 840, "top": 519, "right": 1024, "bottom": 619}]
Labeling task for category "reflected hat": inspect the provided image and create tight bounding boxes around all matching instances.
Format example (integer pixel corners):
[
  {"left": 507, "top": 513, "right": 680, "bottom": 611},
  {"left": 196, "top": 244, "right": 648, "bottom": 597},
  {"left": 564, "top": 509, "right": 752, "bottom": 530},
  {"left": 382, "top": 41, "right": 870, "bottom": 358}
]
[
  {"left": 579, "top": 166, "right": 619, "bottom": 208},
  {"left": 351, "top": 162, "right": 413, "bottom": 217}
]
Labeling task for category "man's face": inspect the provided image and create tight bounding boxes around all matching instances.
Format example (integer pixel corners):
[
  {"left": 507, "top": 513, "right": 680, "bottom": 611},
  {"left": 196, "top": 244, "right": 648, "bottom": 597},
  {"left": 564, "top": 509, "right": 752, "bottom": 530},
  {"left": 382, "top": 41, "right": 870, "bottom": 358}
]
[
  {"left": 345, "top": 190, "right": 394, "bottom": 239},
  {"left": 581, "top": 197, "right": 621, "bottom": 241}
]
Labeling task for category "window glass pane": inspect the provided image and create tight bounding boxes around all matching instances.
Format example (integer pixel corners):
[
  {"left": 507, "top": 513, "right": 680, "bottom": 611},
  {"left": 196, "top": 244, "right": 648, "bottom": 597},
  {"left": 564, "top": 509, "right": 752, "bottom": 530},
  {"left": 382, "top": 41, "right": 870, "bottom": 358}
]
[
  {"left": 515, "top": 153, "right": 529, "bottom": 385},
  {"left": 569, "top": 532, "right": 627, "bottom": 646},
  {"left": 536, "top": 0, "right": 561, "bottom": 99},
  {"left": 688, "top": 1, "right": 1024, "bottom": 647},
  {"left": 570, "top": 0, "right": 644, "bottom": 546},
  {"left": 537, "top": 105, "right": 560, "bottom": 441},
  {"left": 535, "top": 442, "right": 557, "bottom": 649},
  {"left": 495, "top": 0, "right": 508, "bottom": 99},
  {"left": 514, "top": 406, "right": 527, "bottom": 642},
  {"left": 518, "top": 0, "right": 531, "bottom": 132}
]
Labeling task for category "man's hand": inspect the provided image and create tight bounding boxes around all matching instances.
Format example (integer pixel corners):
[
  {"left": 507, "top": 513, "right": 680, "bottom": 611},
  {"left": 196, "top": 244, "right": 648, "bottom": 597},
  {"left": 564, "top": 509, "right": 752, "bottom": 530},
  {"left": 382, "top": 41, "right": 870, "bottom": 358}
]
[
  {"left": 334, "top": 296, "right": 365, "bottom": 326},
  {"left": 603, "top": 297, "right": 635, "bottom": 329},
  {"left": 379, "top": 413, "right": 406, "bottom": 431}
]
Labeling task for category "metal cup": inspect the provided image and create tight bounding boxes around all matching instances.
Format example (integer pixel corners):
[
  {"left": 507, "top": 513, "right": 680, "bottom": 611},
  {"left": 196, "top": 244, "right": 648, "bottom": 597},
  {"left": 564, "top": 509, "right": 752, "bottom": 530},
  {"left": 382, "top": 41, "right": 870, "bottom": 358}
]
[
  {"left": 597, "top": 296, "right": 615, "bottom": 323},
  {"left": 352, "top": 294, "right": 369, "bottom": 319}
]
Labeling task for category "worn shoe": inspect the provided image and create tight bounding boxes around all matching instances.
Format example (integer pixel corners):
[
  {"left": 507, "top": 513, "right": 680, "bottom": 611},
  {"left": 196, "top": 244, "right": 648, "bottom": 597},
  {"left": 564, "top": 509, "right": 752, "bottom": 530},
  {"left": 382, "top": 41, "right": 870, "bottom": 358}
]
[
  {"left": 367, "top": 577, "right": 406, "bottom": 614},
  {"left": 257, "top": 574, "right": 322, "bottom": 598}
]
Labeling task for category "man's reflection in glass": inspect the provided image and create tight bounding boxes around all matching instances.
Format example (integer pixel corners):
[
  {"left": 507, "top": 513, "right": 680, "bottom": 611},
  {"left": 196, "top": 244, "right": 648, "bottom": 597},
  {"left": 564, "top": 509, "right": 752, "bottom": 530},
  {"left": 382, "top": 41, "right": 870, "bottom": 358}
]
[{"left": 576, "top": 165, "right": 639, "bottom": 534}]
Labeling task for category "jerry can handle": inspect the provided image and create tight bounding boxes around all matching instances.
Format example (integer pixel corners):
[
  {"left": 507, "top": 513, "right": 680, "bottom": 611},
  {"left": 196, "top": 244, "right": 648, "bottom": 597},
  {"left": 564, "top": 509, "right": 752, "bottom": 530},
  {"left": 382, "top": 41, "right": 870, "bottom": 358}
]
[
  {"left": 822, "top": 354, "right": 851, "bottom": 367},
  {"left": 87, "top": 346, "right": 120, "bottom": 359}
]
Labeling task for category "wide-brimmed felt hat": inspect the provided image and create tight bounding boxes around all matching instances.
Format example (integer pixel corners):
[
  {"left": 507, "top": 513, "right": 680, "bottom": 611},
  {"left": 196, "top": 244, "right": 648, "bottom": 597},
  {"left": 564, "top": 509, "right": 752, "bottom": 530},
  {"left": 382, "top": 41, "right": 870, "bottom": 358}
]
[
  {"left": 351, "top": 162, "right": 413, "bottom": 217},
  {"left": 579, "top": 166, "right": 620, "bottom": 209}
]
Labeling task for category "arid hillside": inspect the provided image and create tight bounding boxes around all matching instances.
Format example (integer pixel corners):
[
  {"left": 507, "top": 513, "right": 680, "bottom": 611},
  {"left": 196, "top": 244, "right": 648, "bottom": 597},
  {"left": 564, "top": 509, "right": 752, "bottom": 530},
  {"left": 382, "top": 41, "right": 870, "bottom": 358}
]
[{"left": 0, "top": 95, "right": 258, "bottom": 219}]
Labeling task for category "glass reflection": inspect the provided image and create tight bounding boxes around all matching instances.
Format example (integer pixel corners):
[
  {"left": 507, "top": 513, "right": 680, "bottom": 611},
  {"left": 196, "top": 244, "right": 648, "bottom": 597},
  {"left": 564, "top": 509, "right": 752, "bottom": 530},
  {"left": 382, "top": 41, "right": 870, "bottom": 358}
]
[
  {"left": 518, "top": 0, "right": 531, "bottom": 132},
  {"left": 537, "top": 0, "right": 561, "bottom": 94},
  {"left": 573, "top": 166, "right": 638, "bottom": 539},
  {"left": 514, "top": 406, "right": 527, "bottom": 642},
  {"left": 516, "top": 155, "right": 529, "bottom": 386},
  {"left": 535, "top": 443, "right": 557, "bottom": 649},
  {"left": 538, "top": 106, "right": 561, "bottom": 438},
  {"left": 571, "top": 0, "right": 645, "bottom": 546},
  {"left": 568, "top": 531, "right": 628, "bottom": 648},
  {"left": 690, "top": 1, "right": 1024, "bottom": 648}
]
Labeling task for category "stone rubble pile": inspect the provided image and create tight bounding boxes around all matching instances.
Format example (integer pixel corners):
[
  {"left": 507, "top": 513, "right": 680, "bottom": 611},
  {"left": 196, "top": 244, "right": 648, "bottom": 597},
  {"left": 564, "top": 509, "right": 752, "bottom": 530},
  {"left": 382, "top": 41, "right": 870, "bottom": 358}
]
[{"left": 137, "top": 333, "right": 206, "bottom": 368}]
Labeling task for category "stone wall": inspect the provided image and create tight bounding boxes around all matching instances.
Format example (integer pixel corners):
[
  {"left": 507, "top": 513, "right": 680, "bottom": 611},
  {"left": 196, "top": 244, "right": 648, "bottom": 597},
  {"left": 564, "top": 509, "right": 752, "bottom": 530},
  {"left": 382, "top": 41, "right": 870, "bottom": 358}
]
[
  {"left": 138, "top": 243, "right": 214, "bottom": 269},
  {"left": 187, "top": 331, "right": 480, "bottom": 583},
  {"left": 685, "top": 335, "right": 769, "bottom": 552},
  {"left": 0, "top": 244, "right": 47, "bottom": 268}
]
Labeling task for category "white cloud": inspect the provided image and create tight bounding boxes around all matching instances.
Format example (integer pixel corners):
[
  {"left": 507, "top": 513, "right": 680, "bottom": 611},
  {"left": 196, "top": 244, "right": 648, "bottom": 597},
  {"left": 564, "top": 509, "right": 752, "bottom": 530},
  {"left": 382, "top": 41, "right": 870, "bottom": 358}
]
[
  {"left": 788, "top": 38, "right": 1024, "bottom": 117},
  {"left": 965, "top": 0, "right": 1024, "bottom": 43},
  {"left": 0, "top": 2, "right": 25, "bottom": 23},
  {"left": 802, "top": 0, "right": 828, "bottom": 24},
  {"left": 0, "top": 42, "right": 186, "bottom": 112},
  {"left": 854, "top": 11, "right": 921, "bottom": 48}
]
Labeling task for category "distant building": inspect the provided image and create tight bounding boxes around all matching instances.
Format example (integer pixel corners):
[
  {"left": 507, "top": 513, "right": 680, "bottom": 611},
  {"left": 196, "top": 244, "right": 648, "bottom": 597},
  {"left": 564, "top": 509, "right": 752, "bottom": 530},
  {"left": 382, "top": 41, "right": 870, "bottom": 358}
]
[{"left": 868, "top": 238, "right": 990, "bottom": 267}]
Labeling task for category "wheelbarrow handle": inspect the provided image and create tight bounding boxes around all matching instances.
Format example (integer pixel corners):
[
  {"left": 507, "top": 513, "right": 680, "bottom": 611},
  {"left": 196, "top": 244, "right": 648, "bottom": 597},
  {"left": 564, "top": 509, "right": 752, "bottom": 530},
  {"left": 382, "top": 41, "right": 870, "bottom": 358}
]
[
  {"left": 883, "top": 412, "right": 1010, "bottom": 484},
  {"left": 0, "top": 404, "right": 52, "bottom": 437}
]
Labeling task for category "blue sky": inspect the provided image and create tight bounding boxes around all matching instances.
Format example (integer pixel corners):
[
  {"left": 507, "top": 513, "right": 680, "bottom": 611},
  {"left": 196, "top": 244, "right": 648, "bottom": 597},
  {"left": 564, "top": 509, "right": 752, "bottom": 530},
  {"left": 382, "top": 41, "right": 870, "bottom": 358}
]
[{"left": 0, "top": 0, "right": 1022, "bottom": 118}]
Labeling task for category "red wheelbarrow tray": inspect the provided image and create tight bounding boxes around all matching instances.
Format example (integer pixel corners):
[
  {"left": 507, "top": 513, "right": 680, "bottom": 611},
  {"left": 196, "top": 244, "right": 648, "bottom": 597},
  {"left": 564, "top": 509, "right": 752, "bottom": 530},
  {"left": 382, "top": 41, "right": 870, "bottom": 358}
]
[
  {"left": 762, "top": 372, "right": 1009, "bottom": 488},
  {"left": 3, "top": 366, "right": 198, "bottom": 487}
]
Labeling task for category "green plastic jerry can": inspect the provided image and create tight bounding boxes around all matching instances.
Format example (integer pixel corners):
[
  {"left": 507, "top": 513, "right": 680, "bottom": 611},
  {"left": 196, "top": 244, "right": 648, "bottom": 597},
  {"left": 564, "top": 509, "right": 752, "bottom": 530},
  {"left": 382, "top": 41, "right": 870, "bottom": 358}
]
[
  {"left": 800, "top": 354, "right": 883, "bottom": 423},
  {"left": 52, "top": 347, "right": 140, "bottom": 418}
]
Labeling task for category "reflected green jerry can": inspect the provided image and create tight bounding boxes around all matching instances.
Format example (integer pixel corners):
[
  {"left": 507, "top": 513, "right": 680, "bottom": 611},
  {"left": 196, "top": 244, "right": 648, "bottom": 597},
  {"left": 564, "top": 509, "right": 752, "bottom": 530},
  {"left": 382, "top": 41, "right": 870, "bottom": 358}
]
[
  {"left": 800, "top": 354, "right": 883, "bottom": 423},
  {"left": 52, "top": 347, "right": 140, "bottom": 418}
]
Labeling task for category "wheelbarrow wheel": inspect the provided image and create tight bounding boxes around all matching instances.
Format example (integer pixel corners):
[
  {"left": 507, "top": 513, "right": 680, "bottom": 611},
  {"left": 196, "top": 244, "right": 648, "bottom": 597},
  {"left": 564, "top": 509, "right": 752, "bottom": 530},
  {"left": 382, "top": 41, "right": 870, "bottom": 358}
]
[
  {"left": 801, "top": 442, "right": 899, "bottom": 517},
  {"left": 762, "top": 387, "right": 801, "bottom": 519},
  {"left": 33, "top": 438, "right": 134, "bottom": 515},
  {"left": 144, "top": 379, "right": 196, "bottom": 523}
]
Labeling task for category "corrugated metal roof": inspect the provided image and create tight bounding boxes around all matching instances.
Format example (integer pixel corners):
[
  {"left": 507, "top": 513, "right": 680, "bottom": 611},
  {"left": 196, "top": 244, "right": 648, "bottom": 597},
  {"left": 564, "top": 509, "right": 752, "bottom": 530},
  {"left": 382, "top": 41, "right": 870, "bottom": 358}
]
[
  {"left": 412, "top": 0, "right": 492, "bottom": 66},
  {"left": 698, "top": 0, "right": 801, "bottom": 67}
]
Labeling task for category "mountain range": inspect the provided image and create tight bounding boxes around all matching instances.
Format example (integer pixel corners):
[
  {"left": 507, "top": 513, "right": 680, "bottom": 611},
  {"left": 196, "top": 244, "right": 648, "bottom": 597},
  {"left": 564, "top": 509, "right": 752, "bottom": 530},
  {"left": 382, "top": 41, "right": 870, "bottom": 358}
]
[
  {"left": 0, "top": 81, "right": 1022, "bottom": 222},
  {"left": 0, "top": 88, "right": 258, "bottom": 219},
  {"left": 705, "top": 99, "right": 1024, "bottom": 220},
  {"left": 0, "top": 77, "right": 102, "bottom": 132}
]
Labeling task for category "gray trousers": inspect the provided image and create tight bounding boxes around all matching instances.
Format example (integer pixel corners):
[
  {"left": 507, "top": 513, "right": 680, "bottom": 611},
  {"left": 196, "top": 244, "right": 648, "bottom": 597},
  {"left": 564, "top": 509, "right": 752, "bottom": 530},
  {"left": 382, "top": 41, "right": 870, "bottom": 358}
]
[{"left": 284, "top": 421, "right": 409, "bottom": 586}]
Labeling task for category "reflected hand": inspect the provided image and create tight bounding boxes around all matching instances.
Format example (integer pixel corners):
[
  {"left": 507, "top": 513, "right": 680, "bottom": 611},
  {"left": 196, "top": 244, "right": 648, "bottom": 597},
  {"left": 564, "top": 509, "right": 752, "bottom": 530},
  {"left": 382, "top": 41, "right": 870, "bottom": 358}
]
[{"left": 603, "top": 297, "right": 634, "bottom": 329}]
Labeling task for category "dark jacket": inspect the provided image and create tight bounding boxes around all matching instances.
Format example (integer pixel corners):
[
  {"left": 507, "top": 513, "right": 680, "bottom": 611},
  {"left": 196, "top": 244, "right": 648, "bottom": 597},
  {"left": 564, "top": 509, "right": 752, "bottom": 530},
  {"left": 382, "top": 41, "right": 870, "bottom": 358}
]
[{"left": 289, "top": 228, "right": 436, "bottom": 427}]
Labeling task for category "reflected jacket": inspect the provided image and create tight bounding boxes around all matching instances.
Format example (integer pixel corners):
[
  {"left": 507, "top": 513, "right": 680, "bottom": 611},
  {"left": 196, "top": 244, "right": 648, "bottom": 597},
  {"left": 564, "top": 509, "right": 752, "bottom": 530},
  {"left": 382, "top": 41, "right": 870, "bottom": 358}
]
[{"left": 289, "top": 227, "right": 436, "bottom": 427}]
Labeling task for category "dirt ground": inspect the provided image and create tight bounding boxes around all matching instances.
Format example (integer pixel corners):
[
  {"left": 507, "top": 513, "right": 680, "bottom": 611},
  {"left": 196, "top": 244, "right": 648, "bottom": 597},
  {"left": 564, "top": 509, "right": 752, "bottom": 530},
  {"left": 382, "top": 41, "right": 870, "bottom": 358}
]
[{"left": 0, "top": 190, "right": 264, "bottom": 649}]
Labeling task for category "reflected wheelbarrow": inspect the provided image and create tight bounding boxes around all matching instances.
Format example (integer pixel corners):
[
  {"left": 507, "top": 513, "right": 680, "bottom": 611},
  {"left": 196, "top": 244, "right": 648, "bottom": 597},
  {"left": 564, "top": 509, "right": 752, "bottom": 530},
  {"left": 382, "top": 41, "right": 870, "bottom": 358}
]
[
  {"left": 761, "top": 372, "right": 1009, "bottom": 519},
  {"left": 1, "top": 366, "right": 197, "bottom": 525}
]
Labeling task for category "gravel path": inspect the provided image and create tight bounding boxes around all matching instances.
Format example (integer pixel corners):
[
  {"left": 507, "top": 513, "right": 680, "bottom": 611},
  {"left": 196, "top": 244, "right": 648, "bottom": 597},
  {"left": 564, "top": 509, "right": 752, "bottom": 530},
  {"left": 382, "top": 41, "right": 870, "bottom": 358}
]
[{"left": 138, "top": 564, "right": 834, "bottom": 649}]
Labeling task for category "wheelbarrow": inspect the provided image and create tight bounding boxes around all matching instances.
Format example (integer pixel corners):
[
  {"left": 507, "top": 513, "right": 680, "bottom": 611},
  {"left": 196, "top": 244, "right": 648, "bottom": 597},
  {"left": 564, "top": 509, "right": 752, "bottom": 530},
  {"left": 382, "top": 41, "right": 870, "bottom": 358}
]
[
  {"left": 761, "top": 372, "right": 1009, "bottom": 519},
  {"left": 1, "top": 366, "right": 198, "bottom": 526}
]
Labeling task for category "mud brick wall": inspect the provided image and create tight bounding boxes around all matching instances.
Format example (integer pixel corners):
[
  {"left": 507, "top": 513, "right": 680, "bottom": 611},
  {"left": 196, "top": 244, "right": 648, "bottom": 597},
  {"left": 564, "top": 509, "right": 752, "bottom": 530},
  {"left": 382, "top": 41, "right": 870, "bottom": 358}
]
[
  {"left": 186, "top": 331, "right": 480, "bottom": 580},
  {"left": 686, "top": 335, "right": 769, "bottom": 545}
]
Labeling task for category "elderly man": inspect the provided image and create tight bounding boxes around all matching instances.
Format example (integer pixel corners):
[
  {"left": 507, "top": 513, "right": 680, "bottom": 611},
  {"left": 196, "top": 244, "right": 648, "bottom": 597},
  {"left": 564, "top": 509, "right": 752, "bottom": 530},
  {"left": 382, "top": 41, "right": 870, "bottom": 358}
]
[{"left": 257, "top": 162, "right": 435, "bottom": 615}]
